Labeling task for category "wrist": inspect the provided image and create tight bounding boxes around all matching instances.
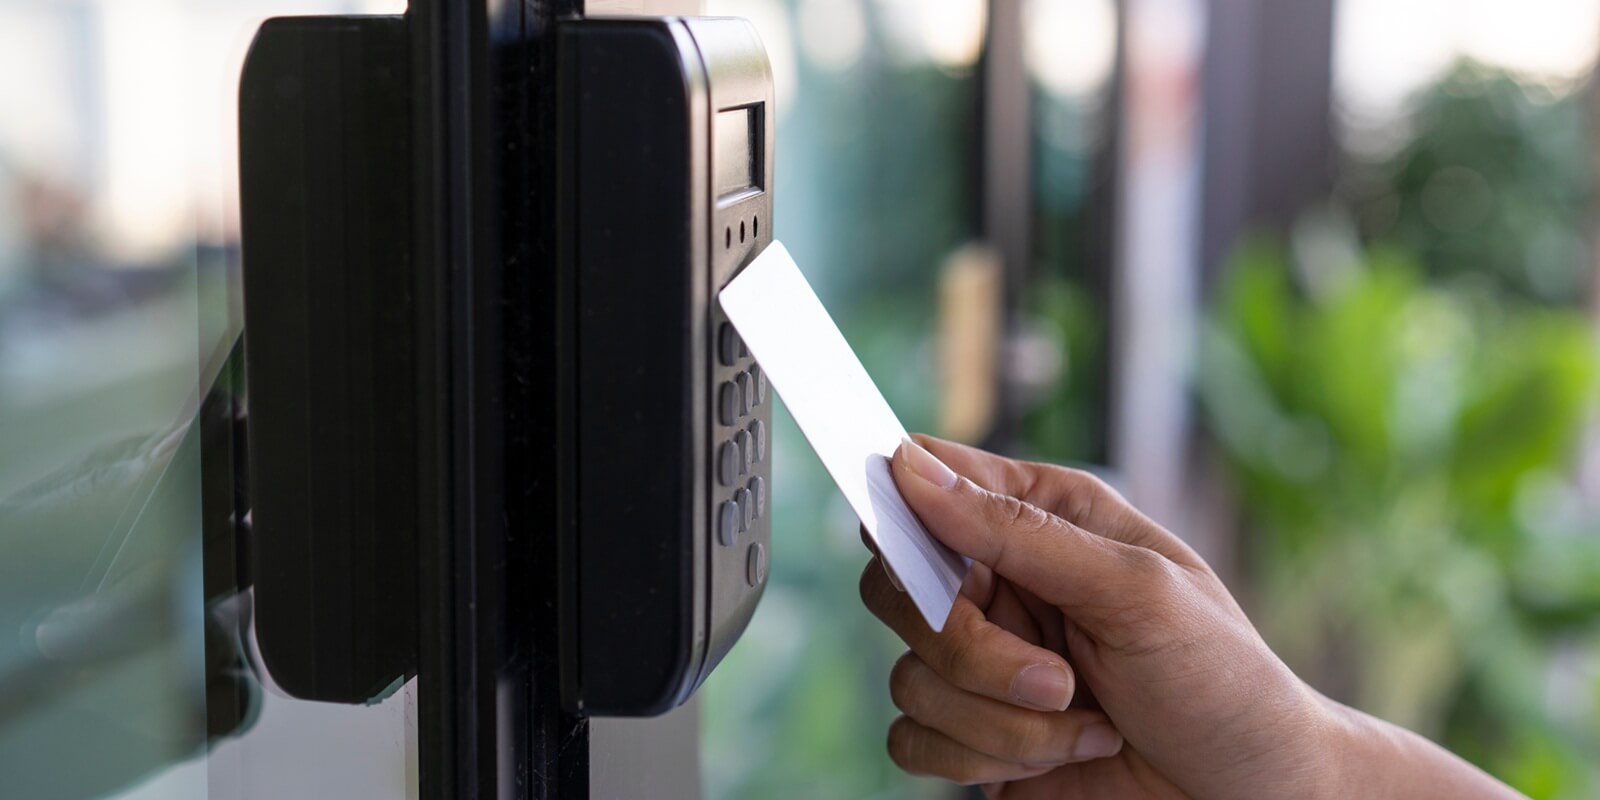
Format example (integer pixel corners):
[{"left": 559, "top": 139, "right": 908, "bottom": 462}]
[
  {"left": 1307, "top": 694, "right": 1376, "bottom": 800},
  {"left": 1307, "top": 692, "right": 1523, "bottom": 800},
  {"left": 1238, "top": 680, "right": 1371, "bottom": 800}
]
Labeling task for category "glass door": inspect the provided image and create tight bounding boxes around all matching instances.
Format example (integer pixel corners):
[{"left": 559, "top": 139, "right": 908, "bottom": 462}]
[{"left": 0, "top": 2, "right": 419, "bottom": 798}]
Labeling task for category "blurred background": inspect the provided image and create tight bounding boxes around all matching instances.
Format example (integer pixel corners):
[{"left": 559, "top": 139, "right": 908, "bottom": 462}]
[
  {"left": 698, "top": 0, "right": 1600, "bottom": 798},
  {"left": 2, "top": 0, "right": 1599, "bottom": 798}
]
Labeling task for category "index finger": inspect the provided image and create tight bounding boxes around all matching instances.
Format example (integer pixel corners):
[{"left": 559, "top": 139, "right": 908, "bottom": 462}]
[
  {"left": 861, "top": 557, "right": 1075, "bottom": 712},
  {"left": 910, "top": 434, "right": 1200, "bottom": 567}
]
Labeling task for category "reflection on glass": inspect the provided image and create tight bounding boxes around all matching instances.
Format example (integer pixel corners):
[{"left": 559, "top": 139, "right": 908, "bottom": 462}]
[{"left": 0, "top": 1, "right": 411, "bottom": 798}]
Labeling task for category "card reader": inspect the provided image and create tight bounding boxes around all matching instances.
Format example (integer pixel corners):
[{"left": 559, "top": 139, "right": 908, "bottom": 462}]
[{"left": 557, "top": 16, "right": 776, "bottom": 717}]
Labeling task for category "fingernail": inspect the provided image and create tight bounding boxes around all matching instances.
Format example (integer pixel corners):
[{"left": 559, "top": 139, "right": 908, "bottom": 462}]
[
  {"left": 1071, "top": 722, "right": 1123, "bottom": 760},
  {"left": 1012, "top": 664, "right": 1072, "bottom": 711},
  {"left": 900, "top": 437, "right": 958, "bottom": 489},
  {"left": 883, "top": 561, "right": 905, "bottom": 592}
]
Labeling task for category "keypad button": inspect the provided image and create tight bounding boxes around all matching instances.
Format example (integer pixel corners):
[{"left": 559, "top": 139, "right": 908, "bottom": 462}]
[
  {"left": 717, "top": 441, "right": 739, "bottom": 487},
  {"left": 755, "top": 367, "right": 768, "bottom": 405},
  {"left": 747, "top": 419, "right": 766, "bottom": 462},
  {"left": 746, "top": 542, "right": 767, "bottom": 586},
  {"left": 718, "top": 323, "right": 741, "bottom": 366},
  {"left": 735, "top": 372, "right": 754, "bottom": 415},
  {"left": 747, "top": 475, "right": 765, "bottom": 519},
  {"left": 733, "top": 430, "right": 753, "bottom": 475},
  {"left": 718, "top": 500, "right": 739, "bottom": 546},
  {"left": 718, "top": 381, "right": 739, "bottom": 426},
  {"left": 735, "top": 487, "right": 754, "bottom": 531}
]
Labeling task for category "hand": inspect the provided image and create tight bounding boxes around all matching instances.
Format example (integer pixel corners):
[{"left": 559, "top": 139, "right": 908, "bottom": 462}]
[{"left": 860, "top": 435, "right": 1523, "bottom": 799}]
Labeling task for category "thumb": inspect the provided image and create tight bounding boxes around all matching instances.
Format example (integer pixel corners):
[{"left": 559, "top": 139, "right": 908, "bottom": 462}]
[{"left": 893, "top": 437, "right": 1168, "bottom": 621}]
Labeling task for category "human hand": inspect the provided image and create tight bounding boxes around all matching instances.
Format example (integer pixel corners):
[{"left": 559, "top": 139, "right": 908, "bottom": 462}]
[{"left": 860, "top": 435, "right": 1521, "bottom": 799}]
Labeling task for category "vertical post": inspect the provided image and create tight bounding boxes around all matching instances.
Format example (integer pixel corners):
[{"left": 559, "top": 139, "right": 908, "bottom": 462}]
[
  {"left": 1108, "top": 0, "right": 1206, "bottom": 535},
  {"left": 1198, "top": 0, "right": 1335, "bottom": 285},
  {"left": 980, "top": 0, "right": 1032, "bottom": 448}
]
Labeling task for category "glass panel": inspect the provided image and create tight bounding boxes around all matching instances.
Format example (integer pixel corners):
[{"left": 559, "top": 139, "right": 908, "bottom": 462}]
[
  {"left": 701, "top": 1, "right": 984, "bottom": 798},
  {"left": 0, "top": 2, "right": 413, "bottom": 798}
]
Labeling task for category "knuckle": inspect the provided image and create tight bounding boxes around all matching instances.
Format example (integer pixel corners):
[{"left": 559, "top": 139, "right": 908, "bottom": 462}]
[
  {"left": 1063, "top": 465, "right": 1120, "bottom": 499},
  {"left": 1123, "top": 546, "right": 1182, "bottom": 593},
  {"left": 1052, "top": 467, "right": 1111, "bottom": 524},
  {"left": 887, "top": 653, "right": 922, "bottom": 712},
  {"left": 938, "top": 619, "right": 985, "bottom": 687},
  {"left": 993, "top": 493, "right": 1033, "bottom": 527},
  {"left": 1050, "top": 465, "right": 1141, "bottom": 534},
  {"left": 984, "top": 492, "right": 1055, "bottom": 539},
  {"left": 996, "top": 713, "right": 1054, "bottom": 763},
  {"left": 885, "top": 717, "right": 919, "bottom": 772},
  {"left": 949, "top": 762, "right": 987, "bottom": 786}
]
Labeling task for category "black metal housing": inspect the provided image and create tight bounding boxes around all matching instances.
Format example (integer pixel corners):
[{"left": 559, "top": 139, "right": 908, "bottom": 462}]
[
  {"left": 237, "top": 15, "right": 418, "bottom": 705},
  {"left": 557, "top": 17, "right": 775, "bottom": 717}
]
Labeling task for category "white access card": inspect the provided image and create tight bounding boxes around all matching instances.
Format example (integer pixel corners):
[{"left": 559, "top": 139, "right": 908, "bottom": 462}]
[{"left": 719, "top": 241, "right": 969, "bottom": 631}]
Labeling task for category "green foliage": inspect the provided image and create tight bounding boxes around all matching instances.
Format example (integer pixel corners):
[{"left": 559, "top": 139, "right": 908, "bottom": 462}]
[
  {"left": 1198, "top": 238, "right": 1600, "bottom": 798},
  {"left": 1345, "top": 60, "right": 1594, "bottom": 303}
]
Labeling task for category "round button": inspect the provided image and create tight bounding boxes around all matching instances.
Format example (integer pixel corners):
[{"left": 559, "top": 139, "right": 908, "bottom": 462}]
[
  {"left": 747, "top": 475, "right": 765, "bottom": 519},
  {"left": 733, "top": 430, "right": 753, "bottom": 475},
  {"left": 718, "top": 500, "right": 739, "bottom": 546},
  {"left": 746, "top": 541, "right": 767, "bottom": 586},
  {"left": 718, "top": 381, "right": 740, "bottom": 426},
  {"left": 718, "top": 323, "right": 741, "bottom": 366},
  {"left": 717, "top": 440, "right": 739, "bottom": 487},
  {"left": 747, "top": 419, "right": 766, "bottom": 462},
  {"left": 735, "top": 372, "right": 754, "bottom": 415},
  {"left": 752, "top": 365, "right": 768, "bottom": 405},
  {"left": 735, "top": 487, "right": 754, "bottom": 531}
]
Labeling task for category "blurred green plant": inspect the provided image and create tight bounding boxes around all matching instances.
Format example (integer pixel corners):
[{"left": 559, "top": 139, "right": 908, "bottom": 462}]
[
  {"left": 1343, "top": 60, "right": 1593, "bottom": 304},
  {"left": 1198, "top": 238, "right": 1600, "bottom": 799}
]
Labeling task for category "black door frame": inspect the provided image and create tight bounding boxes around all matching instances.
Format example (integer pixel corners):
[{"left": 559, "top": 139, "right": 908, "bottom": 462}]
[{"left": 411, "top": 1, "right": 588, "bottom": 797}]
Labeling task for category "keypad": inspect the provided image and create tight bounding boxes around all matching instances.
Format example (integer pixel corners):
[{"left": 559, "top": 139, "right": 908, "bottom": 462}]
[
  {"left": 746, "top": 475, "right": 765, "bottom": 519},
  {"left": 717, "top": 500, "right": 739, "bottom": 547},
  {"left": 717, "top": 323, "right": 741, "bottom": 366},
  {"left": 747, "top": 419, "right": 766, "bottom": 462},
  {"left": 712, "top": 323, "right": 768, "bottom": 552},
  {"left": 733, "top": 429, "right": 753, "bottom": 475},
  {"left": 717, "top": 441, "right": 739, "bottom": 487},
  {"left": 746, "top": 542, "right": 767, "bottom": 586},
  {"left": 718, "top": 381, "right": 740, "bottom": 426},
  {"left": 735, "top": 487, "right": 753, "bottom": 532},
  {"left": 735, "top": 372, "right": 754, "bottom": 415}
]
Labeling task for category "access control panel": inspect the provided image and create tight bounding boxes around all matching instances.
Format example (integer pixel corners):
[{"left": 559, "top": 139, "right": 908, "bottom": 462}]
[{"left": 558, "top": 16, "right": 776, "bottom": 717}]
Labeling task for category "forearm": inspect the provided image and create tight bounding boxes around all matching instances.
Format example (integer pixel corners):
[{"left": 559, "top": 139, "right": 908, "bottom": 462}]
[{"left": 1319, "top": 698, "right": 1524, "bottom": 800}]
